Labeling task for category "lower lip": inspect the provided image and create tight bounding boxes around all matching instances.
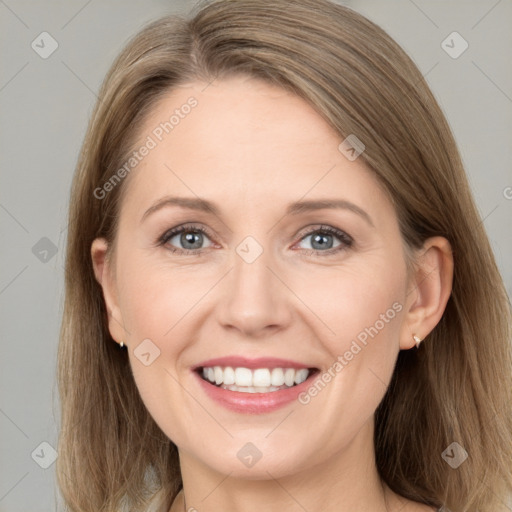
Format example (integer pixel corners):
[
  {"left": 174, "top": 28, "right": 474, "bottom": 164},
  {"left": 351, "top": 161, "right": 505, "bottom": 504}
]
[{"left": 193, "top": 369, "right": 318, "bottom": 414}]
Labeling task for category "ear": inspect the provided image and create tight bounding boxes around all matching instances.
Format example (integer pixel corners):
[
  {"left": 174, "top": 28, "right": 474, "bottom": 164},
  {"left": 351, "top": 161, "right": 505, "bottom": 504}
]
[
  {"left": 399, "top": 236, "right": 454, "bottom": 350},
  {"left": 91, "top": 238, "right": 126, "bottom": 346}
]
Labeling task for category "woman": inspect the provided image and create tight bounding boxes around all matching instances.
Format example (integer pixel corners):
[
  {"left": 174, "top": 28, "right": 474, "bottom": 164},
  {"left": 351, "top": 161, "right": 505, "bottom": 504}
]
[{"left": 57, "top": 0, "right": 512, "bottom": 511}]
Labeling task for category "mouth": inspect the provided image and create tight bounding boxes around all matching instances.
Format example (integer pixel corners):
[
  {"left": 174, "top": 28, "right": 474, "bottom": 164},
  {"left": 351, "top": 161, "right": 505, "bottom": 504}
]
[
  {"left": 191, "top": 356, "right": 322, "bottom": 413},
  {"left": 195, "top": 366, "right": 320, "bottom": 394}
]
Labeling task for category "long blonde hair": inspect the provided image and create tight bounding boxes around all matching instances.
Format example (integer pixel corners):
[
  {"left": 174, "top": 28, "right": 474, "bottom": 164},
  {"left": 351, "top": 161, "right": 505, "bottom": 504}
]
[{"left": 57, "top": 0, "right": 512, "bottom": 510}]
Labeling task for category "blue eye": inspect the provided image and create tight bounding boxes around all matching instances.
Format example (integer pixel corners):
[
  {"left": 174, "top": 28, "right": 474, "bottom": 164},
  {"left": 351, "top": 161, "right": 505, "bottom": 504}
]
[
  {"left": 157, "top": 223, "right": 353, "bottom": 256},
  {"left": 158, "top": 224, "right": 214, "bottom": 254},
  {"left": 294, "top": 225, "right": 353, "bottom": 256}
]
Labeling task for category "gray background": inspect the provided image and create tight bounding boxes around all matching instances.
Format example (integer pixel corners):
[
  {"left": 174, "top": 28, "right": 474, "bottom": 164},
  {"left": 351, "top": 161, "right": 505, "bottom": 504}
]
[{"left": 1, "top": 1, "right": 511, "bottom": 511}]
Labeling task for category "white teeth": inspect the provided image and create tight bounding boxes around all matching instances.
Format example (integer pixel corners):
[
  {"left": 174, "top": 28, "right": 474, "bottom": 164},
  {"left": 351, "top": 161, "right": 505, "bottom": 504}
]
[
  {"left": 214, "top": 366, "right": 223, "bottom": 385},
  {"left": 284, "top": 368, "right": 295, "bottom": 387},
  {"left": 234, "top": 367, "right": 253, "bottom": 387},
  {"left": 271, "top": 368, "right": 285, "bottom": 386},
  {"left": 223, "top": 366, "right": 235, "bottom": 385},
  {"left": 221, "top": 384, "right": 288, "bottom": 393},
  {"left": 201, "top": 366, "right": 311, "bottom": 389},
  {"left": 294, "top": 369, "right": 309, "bottom": 385},
  {"left": 253, "top": 369, "right": 271, "bottom": 387}
]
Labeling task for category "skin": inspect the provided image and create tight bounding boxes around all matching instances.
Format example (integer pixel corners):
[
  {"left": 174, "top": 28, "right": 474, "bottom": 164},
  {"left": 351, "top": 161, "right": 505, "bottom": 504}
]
[{"left": 92, "top": 76, "right": 453, "bottom": 512}]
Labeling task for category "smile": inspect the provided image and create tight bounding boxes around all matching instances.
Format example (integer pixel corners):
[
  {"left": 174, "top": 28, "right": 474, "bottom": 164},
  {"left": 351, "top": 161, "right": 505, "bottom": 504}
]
[
  {"left": 192, "top": 357, "right": 321, "bottom": 414},
  {"left": 199, "top": 366, "right": 312, "bottom": 393}
]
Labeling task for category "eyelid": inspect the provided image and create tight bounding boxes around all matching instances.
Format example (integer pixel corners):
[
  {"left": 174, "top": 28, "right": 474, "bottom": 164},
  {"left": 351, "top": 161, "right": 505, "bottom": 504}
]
[
  {"left": 292, "top": 224, "right": 353, "bottom": 253},
  {"left": 157, "top": 223, "right": 217, "bottom": 249},
  {"left": 157, "top": 222, "right": 353, "bottom": 256},
  {"left": 295, "top": 224, "right": 352, "bottom": 242}
]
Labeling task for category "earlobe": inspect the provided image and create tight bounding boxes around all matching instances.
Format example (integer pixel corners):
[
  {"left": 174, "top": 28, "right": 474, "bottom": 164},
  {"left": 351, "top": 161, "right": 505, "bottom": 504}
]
[
  {"left": 91, "top": 238, "right": 126, "bottom": 345},
  {"left": 400, "top": 236, "right": 454, "bottom": 350}
]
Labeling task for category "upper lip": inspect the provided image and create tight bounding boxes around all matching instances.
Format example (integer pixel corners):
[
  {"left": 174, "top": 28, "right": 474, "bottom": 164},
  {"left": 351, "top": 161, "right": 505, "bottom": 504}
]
[{"left": 192, "top": 356, "right": 316, "bottom": 371}]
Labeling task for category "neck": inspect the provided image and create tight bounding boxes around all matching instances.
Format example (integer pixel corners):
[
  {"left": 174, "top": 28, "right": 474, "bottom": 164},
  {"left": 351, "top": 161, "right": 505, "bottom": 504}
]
[{"left": 172, "top": 418, "right": 397, "bottom": 512}]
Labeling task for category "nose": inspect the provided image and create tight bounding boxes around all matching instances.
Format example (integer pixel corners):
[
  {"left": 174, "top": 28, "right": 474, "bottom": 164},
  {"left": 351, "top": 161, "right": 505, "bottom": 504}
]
[{"left": 215, "top": 247, "right": 292, "bottom": 338}]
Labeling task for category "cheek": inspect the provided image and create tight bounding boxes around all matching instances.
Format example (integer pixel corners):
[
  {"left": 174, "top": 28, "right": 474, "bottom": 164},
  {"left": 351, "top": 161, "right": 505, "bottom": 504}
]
[
  {"left": 118, "top": 261, "right": 202, "bottom": 439},
  {"left": 117, "top": 255, "right": 207, "bottom": 341},
  {"left": 118, "top": 244, "right": 406, "bottom": 363},
  {"left": 290, "top": 263, "right": 405, "bottom": 439},
  {"left": 113, "top": 238, "right": 407, "bottom": 468},
  {"left": 293, "top": 259, "right": 406, "bottom": 423},
  {"left": 302, "top": 260, "right": 405, "bottom": 354}
]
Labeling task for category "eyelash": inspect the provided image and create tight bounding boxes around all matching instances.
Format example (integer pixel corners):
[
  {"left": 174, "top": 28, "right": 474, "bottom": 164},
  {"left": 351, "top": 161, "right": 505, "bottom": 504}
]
[{"left": 156, "top": 223, "right": 353, "bottom": 257}]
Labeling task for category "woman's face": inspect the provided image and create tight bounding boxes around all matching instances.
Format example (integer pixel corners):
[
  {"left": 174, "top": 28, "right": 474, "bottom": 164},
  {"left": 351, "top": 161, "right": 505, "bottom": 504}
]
[{"left": 95, "top": 75, "right": 419, "bottom": 479}]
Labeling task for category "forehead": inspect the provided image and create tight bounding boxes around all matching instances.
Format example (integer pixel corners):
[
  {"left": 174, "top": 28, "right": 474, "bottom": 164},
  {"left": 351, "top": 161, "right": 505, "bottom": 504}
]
[{"left": 120, "top": 76, "right": 390, "bottom": 221}]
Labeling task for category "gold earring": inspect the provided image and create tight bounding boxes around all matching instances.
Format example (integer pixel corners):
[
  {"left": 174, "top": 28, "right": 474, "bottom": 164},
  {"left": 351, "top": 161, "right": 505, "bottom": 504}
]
[
  {"left": 413, "top": 335, "right": 422, "bottom": 349},
  {"left": 120, "top": 341, "right": 125, "bottom": 348}
]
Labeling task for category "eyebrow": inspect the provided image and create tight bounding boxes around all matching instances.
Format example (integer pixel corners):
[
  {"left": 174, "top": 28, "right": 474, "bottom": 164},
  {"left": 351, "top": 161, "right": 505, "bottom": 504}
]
[{"left": 141, "top": 196, "right": 374, "bottom": 227}]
